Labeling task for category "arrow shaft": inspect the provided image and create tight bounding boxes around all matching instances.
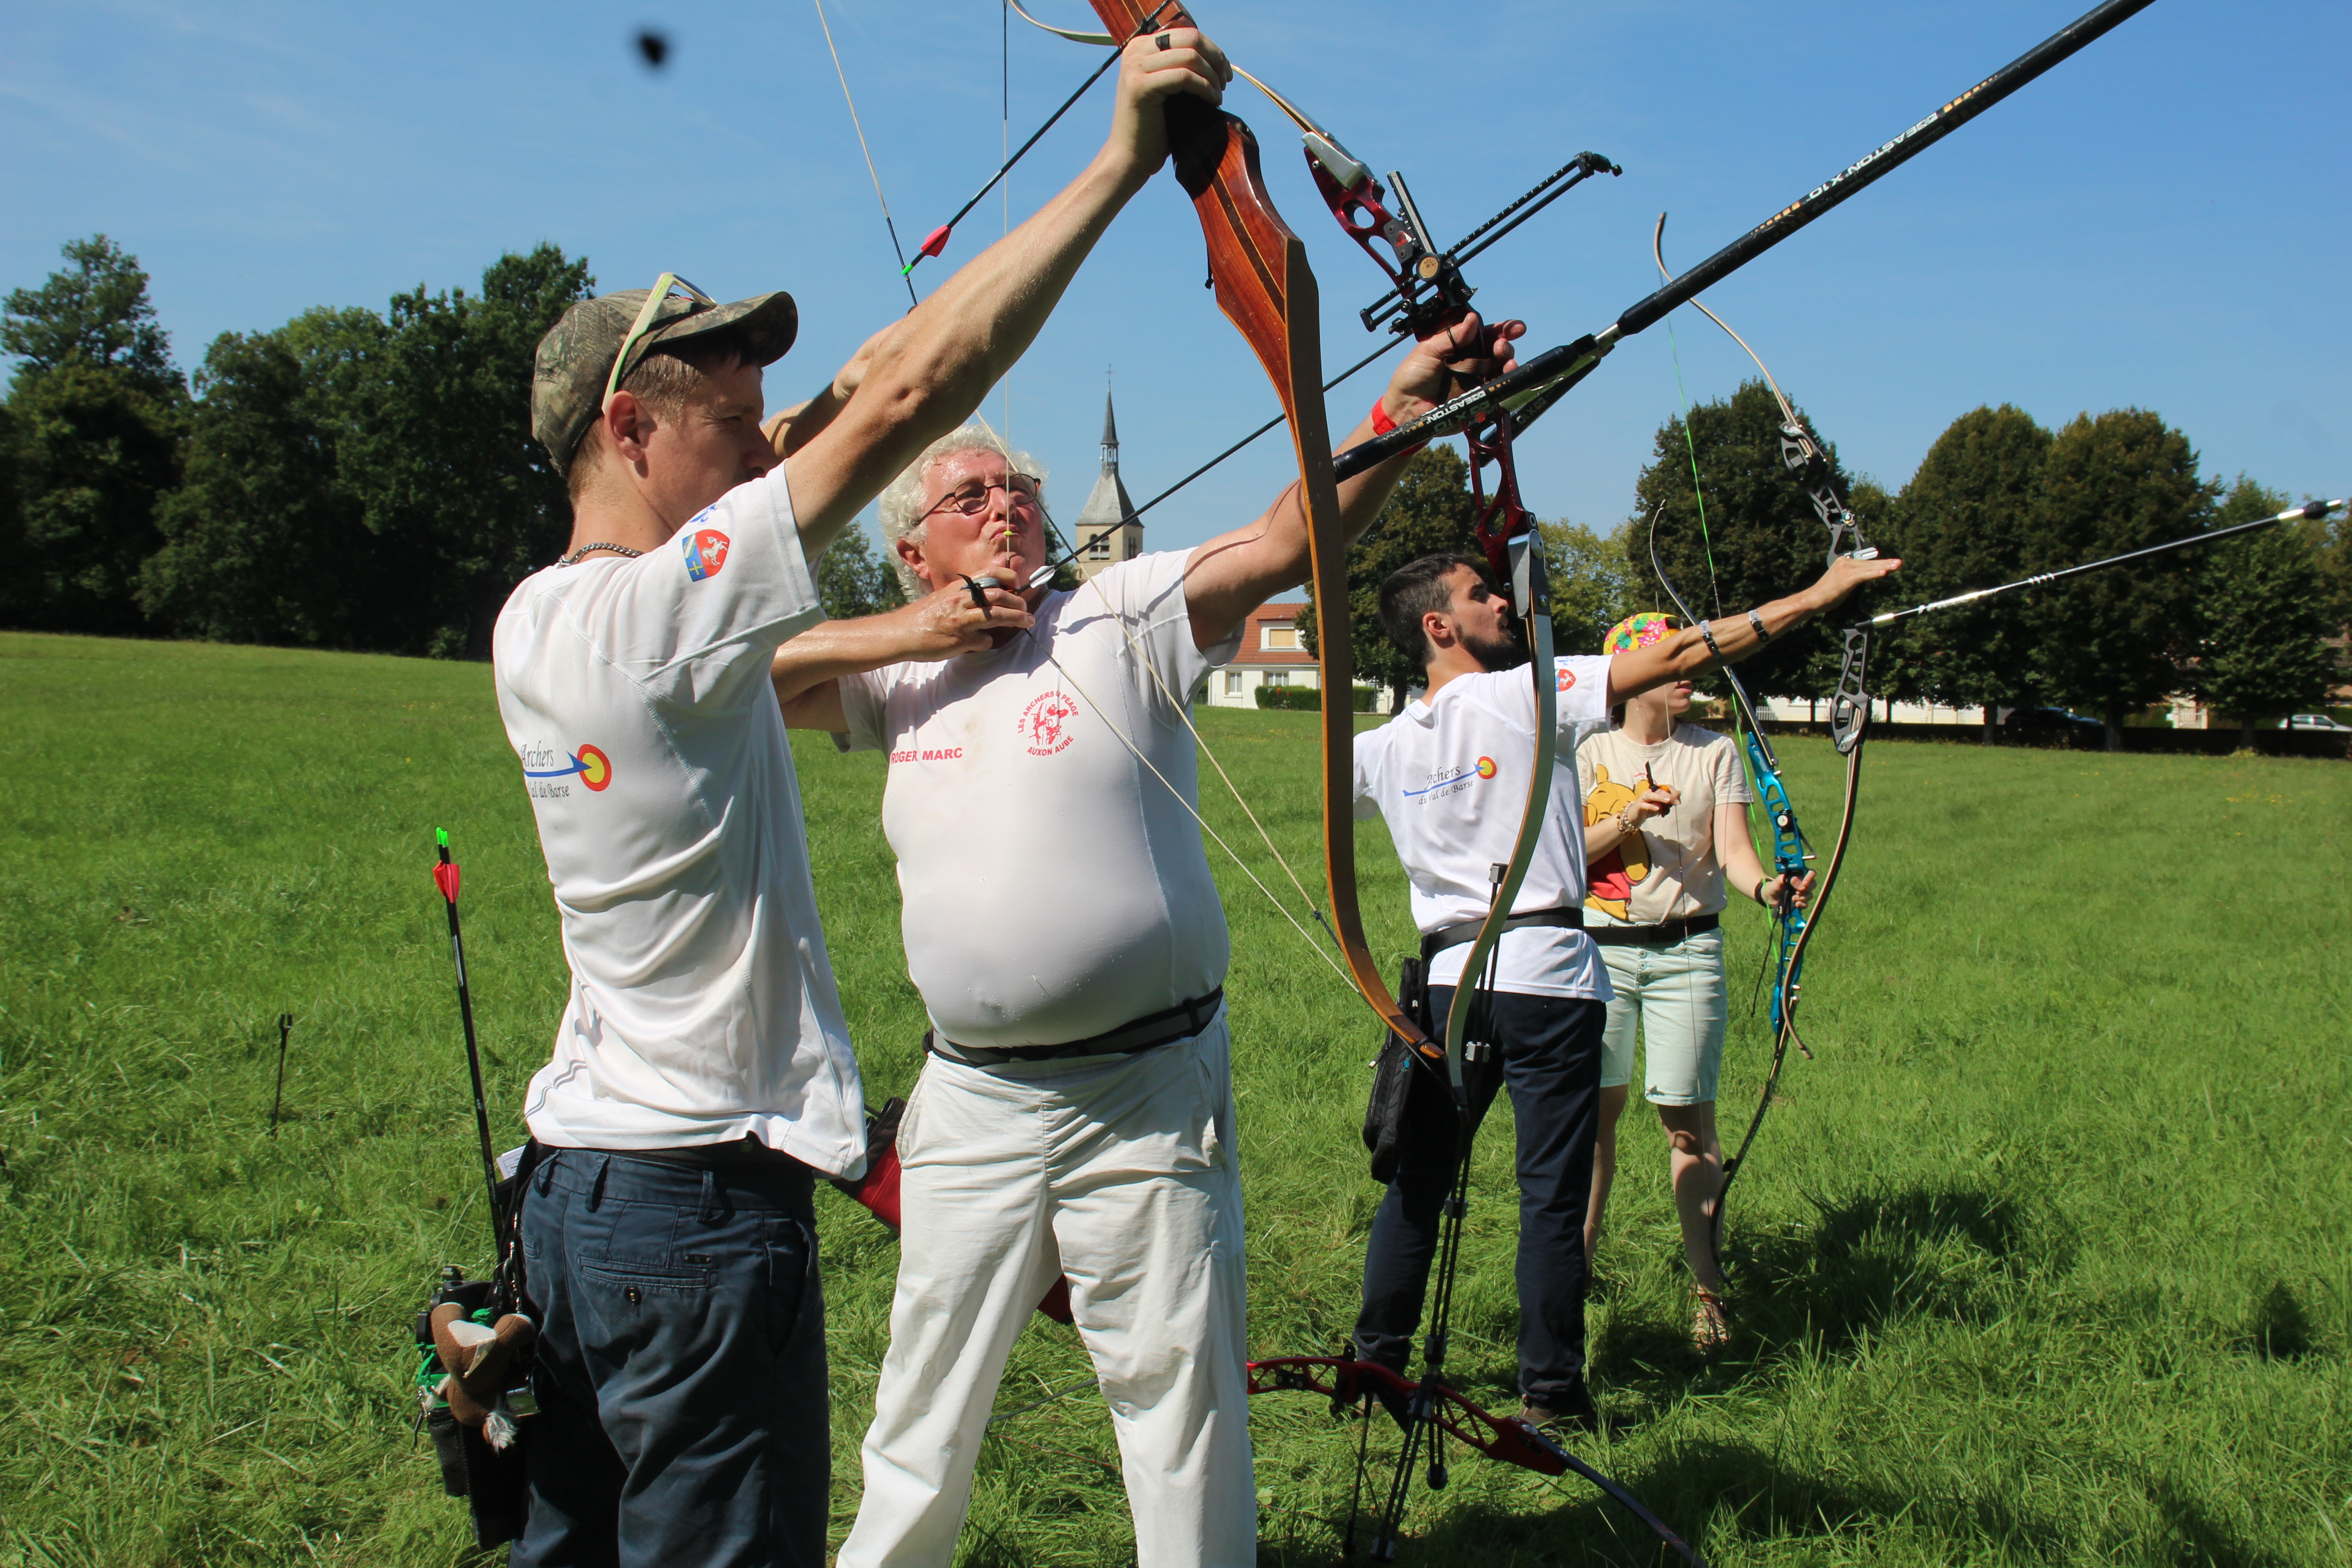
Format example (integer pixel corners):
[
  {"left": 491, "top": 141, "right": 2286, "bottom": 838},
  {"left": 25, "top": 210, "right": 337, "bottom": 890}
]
[
  {"left": 438, "top": 849, "right": 504, "bottom": 1249},
  {"left": 1870, "top": 500, "right": 2346, "bottom": 627},
  {"left": 1611, "top": 0, "right": 2158, "bottom": 343}
]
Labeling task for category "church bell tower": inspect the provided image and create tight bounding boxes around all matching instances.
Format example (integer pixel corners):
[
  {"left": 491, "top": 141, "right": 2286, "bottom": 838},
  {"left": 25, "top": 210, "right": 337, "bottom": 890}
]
[{"left": 1072, "top": 386, "right": 1140, "bottom": 585}]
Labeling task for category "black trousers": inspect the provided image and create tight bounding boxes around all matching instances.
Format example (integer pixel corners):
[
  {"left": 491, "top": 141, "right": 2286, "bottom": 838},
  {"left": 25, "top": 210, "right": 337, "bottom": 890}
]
[{"left": 1353, "top": 987, "right": 1606, "bottom": 1408}]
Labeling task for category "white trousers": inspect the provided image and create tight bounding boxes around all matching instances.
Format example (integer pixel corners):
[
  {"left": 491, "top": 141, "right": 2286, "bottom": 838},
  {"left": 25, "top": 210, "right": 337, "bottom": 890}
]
[{"left": 838, "top": 1017, "right": 1254, "bottom": 1568}]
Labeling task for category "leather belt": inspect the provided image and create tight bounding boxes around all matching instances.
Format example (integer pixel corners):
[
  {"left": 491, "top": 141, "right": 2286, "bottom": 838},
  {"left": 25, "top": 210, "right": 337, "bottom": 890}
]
[
  {"left": 1419, "top": 905, "right": 1583, "bottom": 966},
  {"left": 1585, "top": 912, "right": 1720, "bottom": 946},
  {"left": 607, "top": 1138, "right": 813, "bottom": 1171},
  {"left": 925, "top": 988, "right": 1225, "bottom": 1068}
]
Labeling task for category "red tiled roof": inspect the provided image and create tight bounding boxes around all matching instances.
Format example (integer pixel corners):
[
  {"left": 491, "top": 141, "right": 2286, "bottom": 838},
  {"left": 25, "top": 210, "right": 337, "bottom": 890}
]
[{"left": 1232, "top": 601, "right": 1315, "bottom": 667}]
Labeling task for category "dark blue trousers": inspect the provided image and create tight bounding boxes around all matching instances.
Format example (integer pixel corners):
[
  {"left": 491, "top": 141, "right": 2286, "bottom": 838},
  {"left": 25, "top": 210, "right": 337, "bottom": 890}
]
[
  {"left": 512, "top": 1149, "right": 828, "bottom": 1568},
  {"left": 1354, "top": 989, "right": 1605, "bottom": 1408}
]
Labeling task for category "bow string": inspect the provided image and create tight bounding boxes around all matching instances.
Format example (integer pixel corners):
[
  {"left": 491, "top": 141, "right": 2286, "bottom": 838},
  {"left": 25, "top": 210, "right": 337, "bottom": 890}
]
[
  {"left": 1054, "top": 4, "right": 1696, "bottom": 1558},
  {"left": 1080, "top": 0, "right": 1434, "bottom": 1063},
  {"left": 1649, "top": 213, "right": 1877, "bottom": 1249}
]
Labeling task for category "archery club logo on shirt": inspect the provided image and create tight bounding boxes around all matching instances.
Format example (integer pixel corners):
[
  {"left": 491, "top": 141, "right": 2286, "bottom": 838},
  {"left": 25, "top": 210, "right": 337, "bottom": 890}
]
[
  {"left": 519, "top": 742, "right": 612, "bottom": 799},
  {"left": 1017, "top": 692, "right": 1079, "bottom": 756},
  {"left": 1403, "top": 756, "right": 1499, "bottom": 804},
  {"left": 681, "top": 527, "right": 730, "bottom": 581},
  {"left": 1556, "top": 665, "right": 1577, "bottom": 691}
]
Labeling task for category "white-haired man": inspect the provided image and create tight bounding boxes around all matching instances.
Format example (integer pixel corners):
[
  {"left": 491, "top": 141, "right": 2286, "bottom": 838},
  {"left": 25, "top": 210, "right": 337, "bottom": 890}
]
[
  {"left": 492, "top": 30, "right": 1235, "bottom": 1568},
  {"left": 768, "top": 311, "right": 1528, "bottom": 1567}
]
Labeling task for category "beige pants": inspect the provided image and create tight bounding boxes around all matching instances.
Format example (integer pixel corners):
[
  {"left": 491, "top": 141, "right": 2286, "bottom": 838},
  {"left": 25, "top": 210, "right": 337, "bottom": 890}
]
[{"left": 837, "top": 1016, "right": 1254, "bottom": 1568}]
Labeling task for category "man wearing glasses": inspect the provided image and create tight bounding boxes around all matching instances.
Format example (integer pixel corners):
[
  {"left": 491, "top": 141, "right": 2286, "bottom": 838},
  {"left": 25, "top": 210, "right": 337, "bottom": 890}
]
[
  {"left": 764, "top": 307, "right": 1527, "bottom": 1563},
  {"left": 492, "top": 29, "right": 1233, "bottom": 1567}
]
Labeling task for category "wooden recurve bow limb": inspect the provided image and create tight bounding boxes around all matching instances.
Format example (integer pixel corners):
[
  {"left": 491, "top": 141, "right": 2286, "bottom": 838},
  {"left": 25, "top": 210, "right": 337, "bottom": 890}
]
[{"left": 1085, "top": 0, "right": 1433, "bottom": 1058}]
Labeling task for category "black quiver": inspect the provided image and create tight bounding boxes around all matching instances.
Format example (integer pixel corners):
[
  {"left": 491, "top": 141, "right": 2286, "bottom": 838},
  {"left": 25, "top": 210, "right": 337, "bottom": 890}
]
[
  {"left": 413, "top": 1141, "right": 546, "bottom": 1549},
  {"left": 1362, "top": 956, "right": 1437, "bottom": 1184}
]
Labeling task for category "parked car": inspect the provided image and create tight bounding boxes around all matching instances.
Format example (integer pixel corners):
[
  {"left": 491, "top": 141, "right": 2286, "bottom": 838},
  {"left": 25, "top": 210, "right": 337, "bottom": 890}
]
[
  {"left": 2279, "top": 713, "right": 2352, "bottom": 732},
  {"left": 2002, "top": 706, "right": 2102, "bottom": 732}
]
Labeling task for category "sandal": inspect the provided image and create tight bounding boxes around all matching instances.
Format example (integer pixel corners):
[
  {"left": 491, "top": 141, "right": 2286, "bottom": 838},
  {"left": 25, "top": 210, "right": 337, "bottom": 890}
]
[{"left": 1691, "top": 1286, "right": 1732, "bottom": 1351}]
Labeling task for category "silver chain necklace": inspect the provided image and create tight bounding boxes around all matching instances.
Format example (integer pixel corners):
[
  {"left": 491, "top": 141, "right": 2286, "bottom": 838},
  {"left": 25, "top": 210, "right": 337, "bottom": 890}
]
[{"left": 558, "top": 541, "right": 646, "bottom": 567}]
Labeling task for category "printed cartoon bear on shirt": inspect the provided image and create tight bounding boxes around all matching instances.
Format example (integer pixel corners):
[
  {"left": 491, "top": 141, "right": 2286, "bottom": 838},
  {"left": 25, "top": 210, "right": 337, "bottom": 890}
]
[{"left": 1582, "top": 764, "right": 1650, "bottom": 920}]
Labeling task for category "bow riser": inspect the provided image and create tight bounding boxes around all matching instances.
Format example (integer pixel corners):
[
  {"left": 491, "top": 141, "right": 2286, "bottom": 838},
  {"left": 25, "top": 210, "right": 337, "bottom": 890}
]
[{"left": 1247, "top": 1357, "right": 1568, "bottom": 1476}]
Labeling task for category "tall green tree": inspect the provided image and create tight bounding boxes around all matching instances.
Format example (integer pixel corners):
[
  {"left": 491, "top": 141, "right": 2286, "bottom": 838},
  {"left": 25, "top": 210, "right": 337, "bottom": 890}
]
[
  {"left": 1882, "top": 404, "right": 2052, "bottom": 737},
  {"left": 2194, "top": 477, "right": 2340, "bottom": 745},
  {"left": 2026, "top": 409, "right": 2214, "bottom": 750},
  {"left": 1299, "top": 446, "right": 1475, "bottom": 710},
  {"left": 1634, "top": 379, "right": 1872, "bottom": 707},
  {"left": 0, "top": 402, "right": 23, "bottom": 622},
  {"left": 1541, "top": 518, "right": 1637, "bottom": 657},
  {"left": 343, "top": 245, "right": 593, "bottom": 657},
  {"left": 2, "top": 236, "right": 185, "bottom": 633},
  {"left": 139, "top": 313, "right": 388, "bottom": 645},
  {"left": 817, "top": 522, "right": 907, "bottom": 620},
  {"left": 1, "top": 235, "right": 179, "bottom": 396}
]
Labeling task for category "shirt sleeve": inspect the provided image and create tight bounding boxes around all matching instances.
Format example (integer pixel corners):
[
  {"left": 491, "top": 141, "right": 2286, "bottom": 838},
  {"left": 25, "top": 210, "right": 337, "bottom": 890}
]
[
  {"left": 1711, "top": 727, "right": 1756, "bottom": 804},
  {"left": 1552, "top": 656, "right": 1612, "bottom": 736},
  {"left": 547, "top": 469, "right": 823, "bottom": 715},
  {"left": 1065, "top": 550, "right": 1242, "bottom": 703},
  {"left": 1352, "top": 727, "right": 1384, "bottom": 820},
  {"left": 835, "top": 667, "right": 890, "bottom": 754}
]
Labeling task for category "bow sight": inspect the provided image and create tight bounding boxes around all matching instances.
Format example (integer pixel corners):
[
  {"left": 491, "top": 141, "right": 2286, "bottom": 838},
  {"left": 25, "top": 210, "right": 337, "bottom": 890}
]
[{"left": 1307, "top": 143, "right": 1623, "bottom": 338}]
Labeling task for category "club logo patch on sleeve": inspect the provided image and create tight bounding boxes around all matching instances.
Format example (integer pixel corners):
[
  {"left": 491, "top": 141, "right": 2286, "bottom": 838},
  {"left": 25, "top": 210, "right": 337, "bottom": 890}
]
[
  {"left": 681, "top": 528, "right": 731, "bottom": 581},
  {"left": 1556, "top": 665, "right": 1577, "bottom": 691}
]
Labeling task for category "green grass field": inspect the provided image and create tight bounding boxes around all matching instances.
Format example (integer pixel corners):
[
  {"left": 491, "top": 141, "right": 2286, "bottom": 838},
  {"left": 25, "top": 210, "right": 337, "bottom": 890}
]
[{"left": 1, "top": 630, "right": 2346, "bottom": 1567}]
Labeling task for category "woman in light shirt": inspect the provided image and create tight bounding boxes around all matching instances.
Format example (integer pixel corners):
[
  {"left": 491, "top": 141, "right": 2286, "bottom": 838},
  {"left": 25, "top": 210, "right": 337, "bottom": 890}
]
[{"left": 1577, "top": 612, "right": 1808, "bottom": 1348}]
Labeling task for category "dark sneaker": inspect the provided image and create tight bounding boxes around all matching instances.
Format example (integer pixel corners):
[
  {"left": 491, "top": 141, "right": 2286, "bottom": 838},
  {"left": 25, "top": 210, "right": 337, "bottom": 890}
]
[{"left": 1520, "top": 1380, "right": 1601, "bottom": 1435}]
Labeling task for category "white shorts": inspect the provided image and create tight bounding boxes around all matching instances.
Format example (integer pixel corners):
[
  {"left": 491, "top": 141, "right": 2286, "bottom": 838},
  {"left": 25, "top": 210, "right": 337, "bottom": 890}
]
[{"left": 1596, "top": 929, "right": 1726, "bottom": 1105}]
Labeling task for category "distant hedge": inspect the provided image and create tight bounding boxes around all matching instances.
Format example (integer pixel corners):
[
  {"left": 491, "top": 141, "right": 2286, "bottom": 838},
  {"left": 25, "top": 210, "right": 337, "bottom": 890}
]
[{"left": 1253, "top": 684, "right": 1377, "bottom": 712}]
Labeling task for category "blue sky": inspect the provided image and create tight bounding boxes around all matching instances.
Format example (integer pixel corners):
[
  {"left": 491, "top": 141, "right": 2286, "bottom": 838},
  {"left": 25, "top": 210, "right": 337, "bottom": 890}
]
[{"left": 4, "top": 0, "right": 2345, "bottom": 557}]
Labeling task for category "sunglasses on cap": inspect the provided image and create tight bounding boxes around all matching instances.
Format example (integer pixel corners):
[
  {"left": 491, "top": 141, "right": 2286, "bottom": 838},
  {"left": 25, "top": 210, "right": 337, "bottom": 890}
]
[{"left": 603, "top": 273, "right": 719, "bottom": 411}]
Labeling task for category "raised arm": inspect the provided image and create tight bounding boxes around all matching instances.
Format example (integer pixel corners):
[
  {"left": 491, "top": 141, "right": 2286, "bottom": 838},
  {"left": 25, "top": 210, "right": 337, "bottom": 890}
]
[
  {"left": 1180, "top": 311, "right": 1524, "bottom": 647},
  {"left": 781, "top": 29, "right": 1231, "bottom": 558},
  {"left": 1604, "top": 552, "right": 1900, "bottom": 704}
]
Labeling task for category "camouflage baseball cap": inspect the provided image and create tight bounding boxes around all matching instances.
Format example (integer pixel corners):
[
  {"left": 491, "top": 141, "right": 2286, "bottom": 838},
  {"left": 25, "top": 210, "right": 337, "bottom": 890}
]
[{"left": 532, "top": 283, "right": 799, "bottom": 475}]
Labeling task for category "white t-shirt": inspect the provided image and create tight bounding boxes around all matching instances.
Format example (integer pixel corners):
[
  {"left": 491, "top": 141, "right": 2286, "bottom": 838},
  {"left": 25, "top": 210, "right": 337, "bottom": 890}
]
[
  {"left": 1575, "top": 723, "right": 1754, "bottom": 924},
  {"left": 1353, "top": 656, "right": 1615, "bottom": 999},
  {"left": 837, "top": 551, "right": 1241, "bottom": 1050},
  {"left": 492, "top": 470, "right": 866, "bottom": 1176}
]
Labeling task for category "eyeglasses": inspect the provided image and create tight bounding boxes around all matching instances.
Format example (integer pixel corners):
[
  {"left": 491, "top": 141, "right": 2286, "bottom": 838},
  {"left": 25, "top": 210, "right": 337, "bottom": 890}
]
[
  {"left": 604, "top": 272, "right": 718, "bottom": 410},
  {"left": 922, "top": 474, "right": 1042, "bottom": 520}
]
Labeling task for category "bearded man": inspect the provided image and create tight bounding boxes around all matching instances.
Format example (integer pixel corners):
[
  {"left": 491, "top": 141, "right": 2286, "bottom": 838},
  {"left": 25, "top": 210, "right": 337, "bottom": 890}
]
[
  {"left": 767, "top": 313, "right": 1529, "bottom": 1566},
  {"left": 491, "top": 29, "right": 1235, "bottom": 1567},
  {"left": 1348, "top": 547, "right": 1896, "bottom": 1432}
]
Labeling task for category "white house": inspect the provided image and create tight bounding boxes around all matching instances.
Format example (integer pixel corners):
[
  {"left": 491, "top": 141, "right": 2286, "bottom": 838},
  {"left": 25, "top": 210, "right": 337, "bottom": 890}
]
[{"left": 1204, "top": 600, "right": 1318, "bottom": 708}]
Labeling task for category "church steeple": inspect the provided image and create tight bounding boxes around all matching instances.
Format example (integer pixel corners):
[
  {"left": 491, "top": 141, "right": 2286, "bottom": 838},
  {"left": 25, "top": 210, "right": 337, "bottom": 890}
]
[{"left": 1073, "top": 379, "right": 1140, "bottom": 585}]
